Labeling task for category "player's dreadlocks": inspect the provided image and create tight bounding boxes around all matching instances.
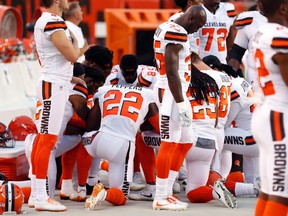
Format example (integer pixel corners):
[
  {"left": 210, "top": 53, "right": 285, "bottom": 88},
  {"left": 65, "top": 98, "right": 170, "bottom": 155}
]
[
  {"left": 189, "top": 64, "right": 219, "bottom": 104},
  {"left": 84, "top": 45, "right": 113, "bottom": 70}
]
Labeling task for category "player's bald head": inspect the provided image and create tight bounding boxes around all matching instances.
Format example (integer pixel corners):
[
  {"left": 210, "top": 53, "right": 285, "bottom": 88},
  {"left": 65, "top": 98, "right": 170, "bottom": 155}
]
[
  {"left": 186, "top": 5, "right": 206, "bottom": 20},
  {"left": 184, "top": 5, "right": 206, "bottom": 33}
]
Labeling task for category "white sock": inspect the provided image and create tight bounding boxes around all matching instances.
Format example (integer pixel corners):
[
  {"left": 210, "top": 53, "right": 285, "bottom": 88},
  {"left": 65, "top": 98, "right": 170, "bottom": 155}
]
[
  {"left": 146, "top": 183, "right": 156, "bottom": 192},
  {"left": 77, "top": 185, "right": 86, "bottom": 192},
  {"left": 30, "top": 175, "right": 36, "bottom": 198},
  {"left": 155, "top": 177, "right": 168, "bottom": 200},
  {"left": 61, "top": 179, "right": 74, "bottom": 192},
  {"left": 36, "top": 178, "right": 48, "bottom": 202},
  {"left": 167, "top": 170, "right": 178, "bottom": 196},
  {"left": 235, "top": 182, "right": 255, "bottom": 196}
]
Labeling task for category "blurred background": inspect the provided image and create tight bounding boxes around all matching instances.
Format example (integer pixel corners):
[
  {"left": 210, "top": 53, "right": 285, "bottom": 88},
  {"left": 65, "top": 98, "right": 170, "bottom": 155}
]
[{"left": 0, "top": 0, "right": 255, "bottom": 65}]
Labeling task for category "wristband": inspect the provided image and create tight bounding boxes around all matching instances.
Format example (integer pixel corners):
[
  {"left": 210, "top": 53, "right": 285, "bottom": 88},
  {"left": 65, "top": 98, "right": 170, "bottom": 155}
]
[{"left": 177, "top": 101, "right": 187, "bottom": 113}]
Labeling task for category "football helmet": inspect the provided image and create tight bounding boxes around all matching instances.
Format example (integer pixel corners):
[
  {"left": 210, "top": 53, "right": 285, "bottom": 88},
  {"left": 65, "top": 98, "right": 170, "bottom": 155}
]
[
  {"left": 0, "top": 122, "right": 15, "bottom": 148},
  {"left": 0, "top": 182, "right": 24, "bottom": 214},
  {"left": 206, "top": 170, "right": 223, "bottom": 187},
  {"left": 8, "top": 116, "right": 37, "bottom": 141}
]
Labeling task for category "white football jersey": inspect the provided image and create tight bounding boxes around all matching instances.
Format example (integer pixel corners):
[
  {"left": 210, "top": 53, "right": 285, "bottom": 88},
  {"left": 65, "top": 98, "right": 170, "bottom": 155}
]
[
  {"left": 168, "top": 11, "right": 183, "bottom": 22},
  {"left": 94, "top": 85, "right": 156, "bottom": 141},
  {"left": 199, "top": 3, "right": 236, "bottom": 63},
  {"left": 154, "top": 22, "right": 191, "bottom": 91},
  {"left": 168, "top": 12, "right": 199, "bottom": 55},
  {"left": 105, "top": 65, "right": 157, "bottom": 90},
  {"left": 225, "top": 77, "right": 255, "bottom": 131},
  {"left": 201, "top": 70, "right": 231, "bottom": 129},
  {"left": 137, "top": 65, "right": 158, "bottom": 90},
  {"left": 34, "top": 12, "right": 73, "bottom": 86},
  {"left": 234, "top": 11, "right": 267, "bottom": 86},
  {"left": 253, "top": 23, "right": 288, "bottom": 110},
  {"left": 187, "top": 85, "right": 218, "bottom": 140}
]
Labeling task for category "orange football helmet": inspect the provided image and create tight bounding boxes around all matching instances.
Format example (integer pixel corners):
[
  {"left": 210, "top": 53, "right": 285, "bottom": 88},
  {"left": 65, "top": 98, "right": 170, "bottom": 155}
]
[
  {"left": 0, "top": 122, "right": 15, "bottom": 148},
  {"left": 8, "top": 116, "right": 37, "bottom": 141},
  {"left": 0, "top": 182, "right": 24, "bottom": 214},
  {"left": 206, "top": 170, "right": 223, "bottom": 187}
]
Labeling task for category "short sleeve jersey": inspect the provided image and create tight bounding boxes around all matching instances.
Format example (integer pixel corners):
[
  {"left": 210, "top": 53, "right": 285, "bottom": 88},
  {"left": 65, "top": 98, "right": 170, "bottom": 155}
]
[
  {"left": 137, "top": 65, "right": 158, "bottom": 90},
  {"left": 198, "top": 3, "right": 236, "bottom": 63},
  {"left": 234, "top": 11, "right": 267, "bottom": 81},
  {"left": 226, "top": 77, "right": 254, "bottom": 130},
  {"left": 201, "top": 70, "right": 231, "bottom": 129},
  {"left": 34, "top": 12, "right": 73, "bottom": 86},
  {"left": 187, "top": 86, "right": 218, "bottom": 140},
  {"left": 253, "top": 23, "right": 288, "bottom": 110},
  {"left": 168, "top": 11, "right": 200, "bottom": 54},
  {"left": 154, "top": 22, "right": 191, "bottom": 91},
  {"left": 94, "top": 85, "right": 155, "bottom": 141}
]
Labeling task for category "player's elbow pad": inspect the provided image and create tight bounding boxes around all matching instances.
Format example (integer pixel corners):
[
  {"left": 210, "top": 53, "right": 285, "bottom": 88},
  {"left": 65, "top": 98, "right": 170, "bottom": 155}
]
[{"left": 229, "top": 44, "right": 246, "bottom": 63}]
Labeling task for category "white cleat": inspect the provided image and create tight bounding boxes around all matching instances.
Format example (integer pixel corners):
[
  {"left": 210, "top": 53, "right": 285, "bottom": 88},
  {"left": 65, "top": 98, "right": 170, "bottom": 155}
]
[
  {"left": 70, "top": 189, "right": 87, "bottom": 202},
  {"left": 212, "top": 180, "right": 237, "bottom": 209},
  {"left": 152, "top": 197, "right": 188, "bottom": 211},
  {"left": 168, "top": 194, "right": 188, "bottom": 207},
  {"left": 84, "top": 183, "right": 106, "bottom": 210},
  {"left": 59, "top": 189, "right": 76, "bottom": 200},
  {"left": 130, "top": 172, "right": 145, "bottom": 191},
  {"left": 35, "top": 197, "right": 67, "bottom": 212},
  {"left": 28, "top": 196, "right": 36, "bottom": 208},
  {"left": 129, "top": 188, "right": 155, "bottom": 201}
]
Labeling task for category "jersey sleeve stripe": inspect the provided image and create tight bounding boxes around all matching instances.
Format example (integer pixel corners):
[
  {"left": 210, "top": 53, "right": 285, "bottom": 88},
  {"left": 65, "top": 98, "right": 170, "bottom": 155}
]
[
  {"left": 270, "top": 111, "right": 285, "bottom": 141},
  {"left": 227, "top": 10, "right": 236, "bottom": 18},
  {"left": 234, "top": 18, "right": 253, "bottom": 27},
  {"left": 73, "top": 84, "right": 88, "bottom": 98},
  {"left": 44, "top": 21, "right": 67, "bottom": 32},
  {"left": 271, "top": 37, "right": 288, "bottom": 49},
  {"left": 138, "top": 73, "right": 152, "bottom": 87},
  {"left": 230, "top": 90, "right": 240, "bottom": 101},
  {"left": 110, "top": 78, "right": 119, "bottom": 85},
  {"left": 245, "top": 136, "right": 256, "bottom": 145},
  {"left": 164, "top": 31, "right": 187, "bottom": 42}
]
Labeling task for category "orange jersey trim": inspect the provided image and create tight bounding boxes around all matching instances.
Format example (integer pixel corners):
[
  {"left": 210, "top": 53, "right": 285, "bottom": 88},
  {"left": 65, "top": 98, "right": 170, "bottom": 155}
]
[
  {"left": 230, "top": 90, "right": 240, "bottom": 101},
  {"left": 44, "top": 21, "right": 67, "bottom": 32},
  {"left": 110, "top": 78, "right": 119, "bottom": 85},
  {"left": 271, "top": 37, "right": 288, "bottom": 49},
  {"left": 73, "top": 84, "right": 88, "bottom": 98},
  {"left": 227, "top": 10, "right": 236, "bottom": 18},
  {"left": 245, "top": 136, "right": 256, "bottom": 145},
  {"left": 138, "top": 73, "right": 152, "bottom": 87},
  {"left": 164, "top": 31, "right": 187, "bottom": 42},
  {"left": 154, "top": 40, "right": 161, "bottom": 48},
  {"left": 234, "top": 18, "right": 253, "bottom": 28}
]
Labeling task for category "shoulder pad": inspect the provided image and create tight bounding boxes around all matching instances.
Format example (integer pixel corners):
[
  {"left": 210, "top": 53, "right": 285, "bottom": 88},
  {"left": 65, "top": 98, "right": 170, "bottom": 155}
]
[
  {"left": 234, "top": 11, "right": 254, "bottom": 29},
  {"left": 223, "top": 3, "right": 236, "bottom": 18}
]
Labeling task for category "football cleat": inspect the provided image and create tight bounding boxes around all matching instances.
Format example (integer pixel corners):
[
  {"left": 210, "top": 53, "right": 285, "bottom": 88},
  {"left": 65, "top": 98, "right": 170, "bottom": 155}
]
[
  {"left": 212, "top": 180, "right": 237, "bottom": 209},
  {"left": 70, "top": 189, "right": 87, "bottom": 202},
  {"left": 130, "top": 172, "right": 145, "bottom": 191},
  {"left": 129, "top": 188, "right": 155, "bottom": 201},
  {"left": 84, "top": 183, "right": 106, "bottom": 210},
  {"left": 35, "top": 197, "right": 67, "bottom": 212},
  {"left": 152, "top": 197, "right": 188, "bottom": 211}
]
